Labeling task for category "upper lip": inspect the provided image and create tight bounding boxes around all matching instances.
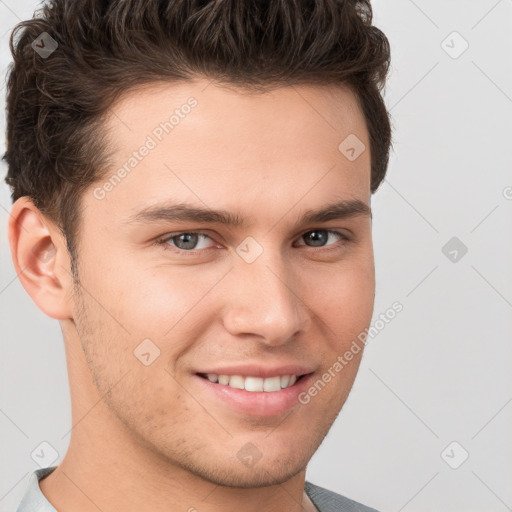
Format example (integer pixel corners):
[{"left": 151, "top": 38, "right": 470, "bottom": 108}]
[{"left": 195, "top": 363, "right": 316, "bottom": 379}]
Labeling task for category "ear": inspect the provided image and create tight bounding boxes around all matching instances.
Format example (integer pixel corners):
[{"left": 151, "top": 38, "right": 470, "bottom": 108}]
[{"left": 8, "top": 196, "right": 74, "bottom": 320}]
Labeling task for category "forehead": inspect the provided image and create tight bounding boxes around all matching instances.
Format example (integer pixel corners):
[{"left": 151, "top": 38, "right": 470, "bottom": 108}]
[{"left": 91, "top": 79, "right": 371, "bottom": 224}]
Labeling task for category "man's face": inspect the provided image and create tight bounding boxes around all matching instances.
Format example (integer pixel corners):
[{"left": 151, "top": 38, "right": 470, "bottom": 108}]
[{"left": 67, "top": 79, "right": 374, "bottom": 487}]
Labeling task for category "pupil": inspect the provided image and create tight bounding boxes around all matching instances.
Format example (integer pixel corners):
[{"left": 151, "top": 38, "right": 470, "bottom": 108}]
[
  {"left": 307, "top": 230, "right": 326, "bottom": 247},
  {"left": 175, "top": 233, "right": 198, "bottom": 250}
]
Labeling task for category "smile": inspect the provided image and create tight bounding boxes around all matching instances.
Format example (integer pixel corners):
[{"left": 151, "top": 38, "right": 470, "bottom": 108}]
[{"left": 195, "top": 372, "right": 314, "bottom": 416}]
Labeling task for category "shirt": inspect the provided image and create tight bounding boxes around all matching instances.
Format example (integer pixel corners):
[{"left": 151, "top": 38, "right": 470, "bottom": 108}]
[{"left": 16, "top": 466, "right": 380, "bottom": 512}]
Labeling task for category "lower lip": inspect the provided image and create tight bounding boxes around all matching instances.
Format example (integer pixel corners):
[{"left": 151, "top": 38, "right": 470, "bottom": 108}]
[{"left": 194, "top": 373, "right": 314, "bottom": 417}]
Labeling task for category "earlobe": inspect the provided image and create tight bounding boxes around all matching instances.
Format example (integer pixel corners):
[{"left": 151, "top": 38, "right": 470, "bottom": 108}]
[{"left": 7, "top": 196, "right": 74, "bottom": 320}]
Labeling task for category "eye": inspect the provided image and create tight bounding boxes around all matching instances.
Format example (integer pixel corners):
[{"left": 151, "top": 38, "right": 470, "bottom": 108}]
[
  {"left": 296, "top": 229, "right": 349, "bottom": 249},
  {"left": 156, "top": 231, "right": 217, "bottom": 252}
]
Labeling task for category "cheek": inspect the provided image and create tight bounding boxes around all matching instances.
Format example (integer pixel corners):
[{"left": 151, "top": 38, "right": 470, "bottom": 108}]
[
  {"left": 98, "top": 265, "right": 228, "bottom": 373},
  {"left": 103, "top": 265, "right": 207, "bottom": 334},
  {"left": 305, "top": 258, "right": 375, "bottom": 336}
]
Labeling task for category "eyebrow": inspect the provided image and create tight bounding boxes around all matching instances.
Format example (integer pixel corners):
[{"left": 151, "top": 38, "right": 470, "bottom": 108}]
[{"left": 125, "top": 198, "right": 371, "bottom": 228}]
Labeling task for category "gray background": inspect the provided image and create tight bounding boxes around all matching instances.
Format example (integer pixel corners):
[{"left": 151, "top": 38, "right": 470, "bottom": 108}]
[{"left": 1, "top": 1, "right": 511, "bottom": 511}]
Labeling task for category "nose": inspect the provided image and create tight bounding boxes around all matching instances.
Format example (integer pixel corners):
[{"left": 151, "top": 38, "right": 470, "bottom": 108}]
[{"left": 221, "top": 248, "right": 311, "bottom": 346}]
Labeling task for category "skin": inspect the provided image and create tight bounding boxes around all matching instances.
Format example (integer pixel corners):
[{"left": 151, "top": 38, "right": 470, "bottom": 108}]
[{"left": 9, "top": 78, "right": 375, "bottom": 512}]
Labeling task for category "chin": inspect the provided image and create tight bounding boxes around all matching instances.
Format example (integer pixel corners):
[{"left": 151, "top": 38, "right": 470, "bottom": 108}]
[
  {"left": 157, "top": 442, "right": 311, "bottom": 489},
  {"left": 201, "top": 461, "right": 307, "bottom": 489}
]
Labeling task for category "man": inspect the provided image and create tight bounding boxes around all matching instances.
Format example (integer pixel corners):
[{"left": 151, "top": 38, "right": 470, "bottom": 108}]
[{"left": 5, "top": 0, "right": 392, "bottom": 511}]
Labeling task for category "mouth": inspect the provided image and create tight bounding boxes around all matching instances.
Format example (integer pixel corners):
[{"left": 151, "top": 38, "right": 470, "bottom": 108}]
[{"left": 194, "top": 371, "right": 315, "bottom": 417}]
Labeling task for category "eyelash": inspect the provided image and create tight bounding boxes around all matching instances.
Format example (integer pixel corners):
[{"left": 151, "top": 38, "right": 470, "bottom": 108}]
[{"left": 154, "top": 229, "right": 350, "bottom": 255}]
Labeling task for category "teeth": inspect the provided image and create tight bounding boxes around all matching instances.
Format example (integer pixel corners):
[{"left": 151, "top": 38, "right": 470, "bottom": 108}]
[
  {"left": 218, "top": 374, "right": 230, "bottom": 385},
  {"left": 245, "top": 376, "right": 264, "bottom": 392},
  {"left": 204, "top": 373, "right": 301, "bottom": 392},
  {"left": 263, "top": 376, "right": 281, "bottom": 392},
  {"left": 229, "top": 375, "right": 245, "bottom": 389}
]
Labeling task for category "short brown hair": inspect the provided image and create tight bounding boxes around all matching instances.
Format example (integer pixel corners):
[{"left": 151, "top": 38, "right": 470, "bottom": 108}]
[{"left": 3, "top": 0, "right": 393, "bottom": 273}]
